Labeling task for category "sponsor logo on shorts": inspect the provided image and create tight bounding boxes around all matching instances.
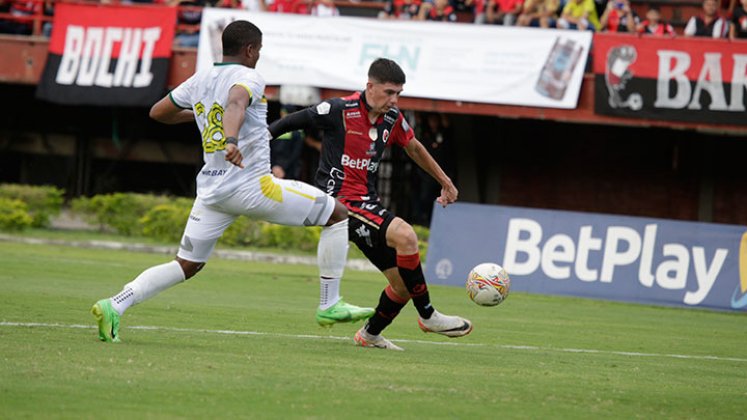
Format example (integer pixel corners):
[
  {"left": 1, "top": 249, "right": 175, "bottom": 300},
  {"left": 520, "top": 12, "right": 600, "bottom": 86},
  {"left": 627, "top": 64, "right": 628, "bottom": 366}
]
[{"left": 355, "top": 225, "right": 373, "bottom": 248}]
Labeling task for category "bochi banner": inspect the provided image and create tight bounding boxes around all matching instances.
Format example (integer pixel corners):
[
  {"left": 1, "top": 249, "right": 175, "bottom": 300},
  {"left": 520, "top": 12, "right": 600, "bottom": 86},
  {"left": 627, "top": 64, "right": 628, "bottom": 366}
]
[
  {"left": 593, "top": 33, "right": 747, "bottom": 126},
  {"left": 36, "top": 3, "right": 176, "bottom": 106}
]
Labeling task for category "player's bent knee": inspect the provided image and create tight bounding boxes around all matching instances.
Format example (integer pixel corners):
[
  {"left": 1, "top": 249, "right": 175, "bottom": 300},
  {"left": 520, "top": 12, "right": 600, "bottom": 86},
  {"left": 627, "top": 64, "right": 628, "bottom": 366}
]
[
  {"left": 387, "top": 218, "right": 419, "bottom": 253},
  {"left": 326, "top": 200, "right": 348, "bottom": 226},
  {"left": 175, "top": 257, "right": 205, "bottom": 279}
]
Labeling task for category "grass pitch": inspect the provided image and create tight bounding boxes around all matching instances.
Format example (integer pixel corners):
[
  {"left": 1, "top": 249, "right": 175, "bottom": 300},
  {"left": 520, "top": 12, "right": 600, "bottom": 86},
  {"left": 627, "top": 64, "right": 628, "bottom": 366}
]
[{"left": 1, "top": 240, "right": 745, "bottom": 419}]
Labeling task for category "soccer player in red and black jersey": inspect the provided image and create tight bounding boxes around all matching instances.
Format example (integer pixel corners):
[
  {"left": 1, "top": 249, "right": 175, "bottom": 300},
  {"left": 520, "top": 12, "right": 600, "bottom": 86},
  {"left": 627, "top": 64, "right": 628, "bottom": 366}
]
[{"left": 269, "top": 58, "right": 472, "bottom": 351}]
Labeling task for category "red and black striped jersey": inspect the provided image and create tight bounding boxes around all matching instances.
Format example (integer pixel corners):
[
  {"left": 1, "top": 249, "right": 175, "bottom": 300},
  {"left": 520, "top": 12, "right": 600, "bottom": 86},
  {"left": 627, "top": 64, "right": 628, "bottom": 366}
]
[{"left": 308, "top": 91, "right": 414, "bottom": 201}]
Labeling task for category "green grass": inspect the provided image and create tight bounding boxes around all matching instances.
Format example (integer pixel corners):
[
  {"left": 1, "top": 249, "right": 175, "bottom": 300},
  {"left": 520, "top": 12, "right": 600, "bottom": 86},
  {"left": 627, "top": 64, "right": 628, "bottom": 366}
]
[
  {"left": 1, "top": 240, "right": 746, "bottom": 419},
  {"left": 4, "top": 227, "right": 369, "bottom": 259}
]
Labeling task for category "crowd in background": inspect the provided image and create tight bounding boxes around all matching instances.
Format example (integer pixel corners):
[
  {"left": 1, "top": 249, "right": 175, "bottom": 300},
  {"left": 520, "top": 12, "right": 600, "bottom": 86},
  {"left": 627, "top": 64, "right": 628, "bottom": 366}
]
[
  {"left": 1, "top": 0, "right": 746, "bottom": 40},
  {"left": 377, "top": 0, "right": 746, "bottom": 38}
]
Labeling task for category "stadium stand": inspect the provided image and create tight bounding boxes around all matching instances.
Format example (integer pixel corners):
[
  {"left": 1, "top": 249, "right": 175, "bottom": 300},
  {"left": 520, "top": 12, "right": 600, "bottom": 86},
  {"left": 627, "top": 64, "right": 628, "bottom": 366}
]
[
  {"left": 1, "top": 0, "right": 746, "bottom": 227},
  {"left": 0, "top": 0, "right": 724, "bottom": 36}
]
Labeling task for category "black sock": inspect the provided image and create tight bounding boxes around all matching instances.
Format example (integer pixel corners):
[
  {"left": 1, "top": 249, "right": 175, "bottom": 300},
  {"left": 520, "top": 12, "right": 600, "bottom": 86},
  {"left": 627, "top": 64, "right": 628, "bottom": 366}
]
[
  {"left": 397, "top": 253, "right": 435, "bottom": 319},
  {"left": 365, "top": 286, "right": 408, "bottom": 336}
]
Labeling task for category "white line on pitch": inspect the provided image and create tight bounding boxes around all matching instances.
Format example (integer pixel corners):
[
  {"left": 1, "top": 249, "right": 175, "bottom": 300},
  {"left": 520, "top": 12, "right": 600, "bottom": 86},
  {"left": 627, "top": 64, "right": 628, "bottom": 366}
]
[{"left": 2, "top": 321, "right": 746, "bottom": 363}]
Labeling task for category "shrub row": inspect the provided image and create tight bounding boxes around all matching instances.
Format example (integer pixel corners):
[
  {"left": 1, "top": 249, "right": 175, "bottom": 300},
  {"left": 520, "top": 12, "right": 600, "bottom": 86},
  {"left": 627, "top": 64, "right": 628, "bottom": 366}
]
[
  {"left": 1, "top": 185, "right": 430, "bottom": 258},
  {"left": 71, "top": 192, "right": 326, "bottom": 252},
  {"left": 0, "top": 184, "right": 64, "bottom": 230}
]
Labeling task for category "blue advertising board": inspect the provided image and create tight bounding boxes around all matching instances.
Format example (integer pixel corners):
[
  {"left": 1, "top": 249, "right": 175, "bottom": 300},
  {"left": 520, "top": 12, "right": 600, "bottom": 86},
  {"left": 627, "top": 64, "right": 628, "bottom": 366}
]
[{"left": 425, "top": 203, "right": 747, "bottom": 311}]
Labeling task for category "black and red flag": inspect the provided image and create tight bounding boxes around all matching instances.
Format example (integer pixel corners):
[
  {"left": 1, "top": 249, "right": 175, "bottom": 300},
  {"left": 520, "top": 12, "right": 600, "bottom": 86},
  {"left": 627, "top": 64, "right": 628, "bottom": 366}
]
[
  {"left": 594, "top": 33, "right": 747, "bottom": 126},
  {"left": 36, "top": 3, "right": 177, "bottom": 106}
]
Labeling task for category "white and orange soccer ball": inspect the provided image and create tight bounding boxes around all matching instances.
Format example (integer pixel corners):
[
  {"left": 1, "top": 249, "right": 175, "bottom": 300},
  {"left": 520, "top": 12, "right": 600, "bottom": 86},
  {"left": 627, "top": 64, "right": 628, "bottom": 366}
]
[{"left": 466, "top": 263, "right": 511, "bottom": 307}]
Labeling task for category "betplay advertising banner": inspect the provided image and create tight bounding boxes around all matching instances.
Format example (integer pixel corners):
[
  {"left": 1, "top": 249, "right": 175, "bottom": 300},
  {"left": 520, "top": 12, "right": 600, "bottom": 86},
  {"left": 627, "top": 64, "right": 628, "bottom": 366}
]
[
  {"left": 594, "top": 33, "right": 747, "bottom": 126},
  {"left": 36, "top": 3, "right": 176, "bottom": 106},
  {"left": 426, "top": 203, "right": 747, "bottom": 311},
  {"left": 197, "top": 8, "right": 592, "bottom": 109}
]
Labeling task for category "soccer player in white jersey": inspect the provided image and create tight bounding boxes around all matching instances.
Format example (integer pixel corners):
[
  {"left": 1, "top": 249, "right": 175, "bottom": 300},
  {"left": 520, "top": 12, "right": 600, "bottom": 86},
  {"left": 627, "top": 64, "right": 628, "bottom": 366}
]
[{"left": 90, "top": 20, "right": 374, "bottom": 343}]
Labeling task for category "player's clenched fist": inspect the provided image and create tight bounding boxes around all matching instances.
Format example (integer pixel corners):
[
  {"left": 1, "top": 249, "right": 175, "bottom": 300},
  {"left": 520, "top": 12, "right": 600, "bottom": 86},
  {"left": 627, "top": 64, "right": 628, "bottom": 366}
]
[{"left": 225, "top": 143, "right": 244, "bottom": 168}]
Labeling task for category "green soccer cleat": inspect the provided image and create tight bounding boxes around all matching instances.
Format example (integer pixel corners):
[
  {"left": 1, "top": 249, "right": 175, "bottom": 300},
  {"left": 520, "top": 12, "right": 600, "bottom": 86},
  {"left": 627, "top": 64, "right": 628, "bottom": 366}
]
[
  {"left": 315, "top": 299, "right": 375, "bottom": 327},
  {"left": 90, "top": 299, "right": 121, "bottom": 343}
]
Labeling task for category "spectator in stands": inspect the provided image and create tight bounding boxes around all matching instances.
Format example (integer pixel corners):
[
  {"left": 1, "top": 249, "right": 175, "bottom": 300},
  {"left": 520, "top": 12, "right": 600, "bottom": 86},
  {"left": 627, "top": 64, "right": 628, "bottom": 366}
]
[
  {"left": 311, "top": 0, "right": 339, "bottom": 16},
  {"left": 238, "top": 0, "right": 268, "bottom": 10},
  {"left": 516, "top": 0, "right": 559, "bottom": 27},
  {"left": 172, "top": 0, "right": 212, "bottom": 47},
  {"left": 450, "top": 0, "right": 472, "bottom": 12},
  {"left": 468, "top": 0, "right": 488, "bottom": 23},
  {"left": 171, "top": 0, "right": 247, "bottom": 48},
  {"left": 424, "top": 0, "right": 458, "bottom": 21},
  {"left": 485, "top": 0, "right": 524, "bottom": 25},
  {"left": 684, "top": 0, "right": 730, "bottom": 37},
  {"left": 0, "top": 0, "right": 40, "bottom": 35},
  {"left": 636, "top": 5, "right": 675, "bottom": 35},
  {"left": 41, "top": 0, "right": 53, "bottom": 36},
  {"left": 380, "top": 0, "right": 423, "bottom": 19},
  {"left": 557, "top": 0, "right": 600, "bottom": 30},
  {"left": 730, "top": 0, "right": 747, "bottom": 39},
  {"left": 725, "top": 0, "right": 737, "bottom": 16},
  {"left": 267, "top": 0, "right": 311, "bottom": 14},
  {"left": 599, "top": 0, "right": 638, "bottom": 32}
]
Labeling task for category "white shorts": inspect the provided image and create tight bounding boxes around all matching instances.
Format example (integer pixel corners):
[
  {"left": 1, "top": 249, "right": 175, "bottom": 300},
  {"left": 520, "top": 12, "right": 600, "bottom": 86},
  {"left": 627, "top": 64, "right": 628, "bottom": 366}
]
[{"left": 177, "top": 175, "right": 335, "bottom": 262}]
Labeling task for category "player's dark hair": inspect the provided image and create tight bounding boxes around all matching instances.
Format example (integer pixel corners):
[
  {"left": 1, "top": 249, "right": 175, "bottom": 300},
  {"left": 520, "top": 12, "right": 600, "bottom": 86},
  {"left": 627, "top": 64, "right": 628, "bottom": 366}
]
[
  {"left": 368, "top": 58, "right": 406, "bottom": 85},
  {"left": 222, "top": 20, "right": 262, "bottom": 56}
]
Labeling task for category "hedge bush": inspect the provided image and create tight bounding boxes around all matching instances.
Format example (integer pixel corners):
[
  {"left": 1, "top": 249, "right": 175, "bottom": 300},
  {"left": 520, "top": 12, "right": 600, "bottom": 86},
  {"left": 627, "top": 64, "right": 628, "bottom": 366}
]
[
  {"left": 0, "top": 198, "right": 34, "bottom": 231},
  {"left": 67, "top": 191, "right": 431, "bottom": 256},
  {"left": 72, "top": 193, "right": 175, "bottom": 235},
  {"left": 257, "top": 224, "right": 322, "bottom": 252},
  {"left": 412, "top": 224, "right": 430, "bottom": 261},
  {"left": 221, "top": 216, "right": 264, "bottom": 247},
  {"left": 139, "top": 201, "right": 192, "bottom": 242},
  {"left": 0, "top": 184, "right": 64, "bottom": 228}
]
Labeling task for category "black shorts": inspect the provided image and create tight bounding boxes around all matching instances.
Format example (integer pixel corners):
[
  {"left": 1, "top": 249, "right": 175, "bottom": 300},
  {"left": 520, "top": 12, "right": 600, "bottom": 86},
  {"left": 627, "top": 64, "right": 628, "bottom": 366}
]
[{"left": 343, "top": 199, "right": 397, "bottom": 272}]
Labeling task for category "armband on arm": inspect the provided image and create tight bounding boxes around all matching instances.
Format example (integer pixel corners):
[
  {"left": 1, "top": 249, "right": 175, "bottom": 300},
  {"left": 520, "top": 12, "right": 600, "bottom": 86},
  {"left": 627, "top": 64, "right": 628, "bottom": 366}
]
[{"left": 225, "top": 137, "right": 238, "bottom": 146}]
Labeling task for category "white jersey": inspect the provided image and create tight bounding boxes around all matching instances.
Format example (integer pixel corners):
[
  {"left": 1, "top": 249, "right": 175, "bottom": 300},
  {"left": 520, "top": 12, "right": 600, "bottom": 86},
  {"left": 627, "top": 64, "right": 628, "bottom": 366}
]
[{"left": 170, "top": 63, "right": 271, "bottom": 204}]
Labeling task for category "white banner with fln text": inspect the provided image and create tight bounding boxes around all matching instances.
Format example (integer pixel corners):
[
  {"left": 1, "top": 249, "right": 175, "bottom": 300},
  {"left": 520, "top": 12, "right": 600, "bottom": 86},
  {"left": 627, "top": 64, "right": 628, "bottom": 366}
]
[{"left": 196, "top": 9, "right": 591, "bottom": 109}]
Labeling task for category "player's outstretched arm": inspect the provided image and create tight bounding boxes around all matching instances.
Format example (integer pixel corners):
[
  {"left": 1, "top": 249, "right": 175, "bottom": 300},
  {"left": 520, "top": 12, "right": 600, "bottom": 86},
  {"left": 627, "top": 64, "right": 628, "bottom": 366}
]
[
  {"left": 268, "top": 108, "right": 315, "bottom": 139},
  {"left": 149, "top": 95, "right": 195, "bottom": 124},
  {"left": 404, "top": 138, "right": 458, "bottom": 207}
]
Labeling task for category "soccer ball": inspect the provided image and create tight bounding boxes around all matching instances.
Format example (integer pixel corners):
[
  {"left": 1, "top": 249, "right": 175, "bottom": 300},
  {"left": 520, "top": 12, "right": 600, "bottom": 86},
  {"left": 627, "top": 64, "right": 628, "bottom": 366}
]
[{"left": 466, "top": 263, "right": 510, "bottom": 307}]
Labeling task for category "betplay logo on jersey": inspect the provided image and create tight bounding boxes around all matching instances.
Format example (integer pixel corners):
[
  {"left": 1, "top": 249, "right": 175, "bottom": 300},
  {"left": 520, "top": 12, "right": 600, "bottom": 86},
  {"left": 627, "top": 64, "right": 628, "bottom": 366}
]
[{"left": 341, "top": 154, "right": 379, "bottom": 172}]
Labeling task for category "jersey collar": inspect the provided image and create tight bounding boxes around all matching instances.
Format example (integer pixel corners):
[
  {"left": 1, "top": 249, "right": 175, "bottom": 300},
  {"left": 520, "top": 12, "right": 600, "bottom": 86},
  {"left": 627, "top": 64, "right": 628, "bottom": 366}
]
[{"left": 360, "top": 90, "right": 372, "bottom": 112}]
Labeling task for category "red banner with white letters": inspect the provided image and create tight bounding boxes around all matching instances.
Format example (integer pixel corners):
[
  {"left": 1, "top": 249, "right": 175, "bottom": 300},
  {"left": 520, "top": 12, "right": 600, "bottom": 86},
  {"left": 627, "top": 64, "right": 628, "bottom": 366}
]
[
  {"left": 593, "top": 33, "right": 747, "bottom": 126},
  {"left": 36, "top": 3, "right": 177, "bottom": 106}
]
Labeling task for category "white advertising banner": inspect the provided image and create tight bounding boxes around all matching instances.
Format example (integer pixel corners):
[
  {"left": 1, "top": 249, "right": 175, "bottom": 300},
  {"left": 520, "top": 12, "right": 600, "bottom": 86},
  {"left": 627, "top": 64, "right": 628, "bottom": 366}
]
[{"left": 197, "top": 8, "right": 592, "bottom": 109}]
